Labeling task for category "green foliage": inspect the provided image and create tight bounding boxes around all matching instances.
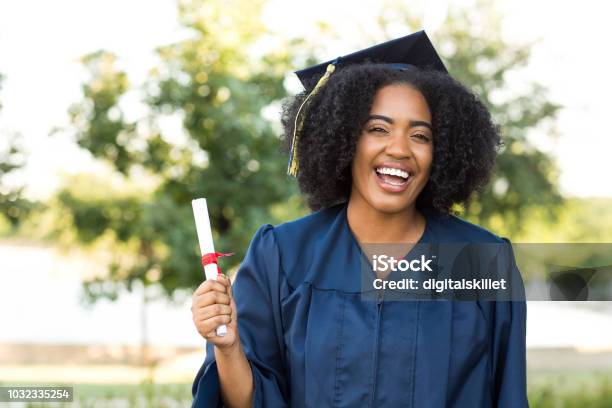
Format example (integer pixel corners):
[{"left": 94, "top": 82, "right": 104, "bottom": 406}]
[
  {"left": 58, "top": 0, "right": 565, "bottom": 301},
  {"left": 0, "top": 136, "right": 32, "bottom": 228},
  {"left": 0, "top": 382, "right": 192, "bottom": 407},
  {"left": 528, "top": 371, "right": 612, "bottom": 408},
  {"left": 6, "top": 374, "right": 612, "bottom": 407},
  {"left": 69, "top": 52, "right": 133, "bottom": 174},
  {"left": 373, "top": 0, "right": 563, "bottom": 235},
  {"left": 512, "top": 197, "right": 612, "bottom": 243},
  {"left": 60, "top": 0, "right": 296, "bottom": 301},
  {"left": 0, "top": 73, "right": 37, "bottom": 230},
  {"left": 432, "top": 3, "right": 563, "bottom": 234}
]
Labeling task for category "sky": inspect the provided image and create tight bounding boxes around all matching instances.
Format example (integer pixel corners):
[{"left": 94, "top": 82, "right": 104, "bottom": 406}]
[{"left": 0, "top": 0, "right": 611, "bottom": 200}]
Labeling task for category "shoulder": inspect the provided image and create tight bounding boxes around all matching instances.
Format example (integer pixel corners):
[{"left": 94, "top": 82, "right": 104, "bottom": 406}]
[
  {"left": 247, "top": 201, "right": 343, "bottom": 251},
  {"left": 249, "top": 204, "right": 342, "bottom": 252},
  {"left": 272, "top": 203, "right": 344, "bottom": 243},
  {"left": 271, "top": 203, "right": 345, "bottom": 265},
  {"left": 426, "top": 210, "right": 507, "bottom": 243},
  {"left": 253, "top": 204, "right": 345, "bottom": 288}
]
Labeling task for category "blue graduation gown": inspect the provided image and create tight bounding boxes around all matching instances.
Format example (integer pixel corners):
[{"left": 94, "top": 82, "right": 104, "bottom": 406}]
[{"left": 191, "top": 203, "right": 528, "bottom": 407}]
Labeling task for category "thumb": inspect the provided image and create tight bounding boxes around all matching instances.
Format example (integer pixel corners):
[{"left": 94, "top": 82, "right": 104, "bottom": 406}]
[
  {"left": 228, "top": 284, "right": 238, "bottom": 323},
  {"left": 226, "top": 277, "right": 234, "bottom": 300},
  {"left": 229, "top": 283, "right": 237, "bottom": 311}
]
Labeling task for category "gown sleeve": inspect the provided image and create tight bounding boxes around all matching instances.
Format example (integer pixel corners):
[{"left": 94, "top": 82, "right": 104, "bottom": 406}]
[
  {"left": 191, "top": 224, "right": 290, "bottom": 408},
  {"left": 491, "top": 237, "right": 529, "bottom": 407}
]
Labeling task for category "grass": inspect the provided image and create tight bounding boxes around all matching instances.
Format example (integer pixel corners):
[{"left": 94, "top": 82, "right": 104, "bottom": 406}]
[
  {"left": 1, "top": 382, "right": 192, "bottom": 408},
  {"left": 528, "top": 370, "right": 612, "bottom": 408},
  {"left": 4, "top": 371, "right": 612, "bottom": 407}
]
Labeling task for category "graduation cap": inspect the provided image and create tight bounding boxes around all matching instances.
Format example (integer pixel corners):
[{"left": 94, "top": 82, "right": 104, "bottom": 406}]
[{"left": 287, "top": 30, "right": 447, "bottom": 176}]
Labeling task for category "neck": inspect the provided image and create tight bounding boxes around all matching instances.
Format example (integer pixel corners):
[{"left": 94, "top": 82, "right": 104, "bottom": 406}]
[{"left": 346, "top": 197, "right": 425, "bottom": 244}]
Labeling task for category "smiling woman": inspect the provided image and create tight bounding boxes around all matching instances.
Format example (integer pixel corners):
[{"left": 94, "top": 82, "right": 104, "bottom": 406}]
[
  {"left": 282, "top": 61, "right": 500, "bottom": 217},
  {"left": 356, "top": 86, "right": 433, "bottom": 205},
  {"left": 190, "top": 31, "right": 527, "bottom": 408}
]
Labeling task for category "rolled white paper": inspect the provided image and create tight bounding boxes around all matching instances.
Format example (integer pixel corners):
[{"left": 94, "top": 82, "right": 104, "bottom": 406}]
[{"left": 192, "top": 198, "right": 227, "bottom": 337}]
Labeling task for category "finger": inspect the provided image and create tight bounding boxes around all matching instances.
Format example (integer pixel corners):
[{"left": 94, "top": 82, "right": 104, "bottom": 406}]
[
  {"left": 194, "top": 280, "right": 227, "bottom": 298},
  {"left": 195, "top": 291, "right": 230, "bottom": 308},
  {"left": 217, "top": 274, "right": 231, "bottom": 288},
  {"left": 194, "top": 280, "right": 212, "bottom": 296},
  {"left": 229, "top": 296, "right": 238, "bottom": 325},
  {"left": 197, "top": 304, "right": 232, "bottom": 321},
  {"left": 227, "top": 280, "right": 234, "bottom": 299},
  {"left": 208, "top": 280, "right": 227, "bottom": 293},
  {"left": 194, "top": 279, "right": 220, "bottom": 296},
  {"left": 202, "top": 314, "right": 231, "bottom": 332}
]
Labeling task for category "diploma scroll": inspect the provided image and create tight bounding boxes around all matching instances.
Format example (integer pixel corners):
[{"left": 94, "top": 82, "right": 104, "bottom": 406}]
[{"left": 192, "top": 198, "right": 228, "bottom": 337}]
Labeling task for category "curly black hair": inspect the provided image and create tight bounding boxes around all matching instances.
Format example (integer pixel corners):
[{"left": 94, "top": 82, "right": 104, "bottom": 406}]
[{"left": 280, "top": 63, "right": 502, "bottom": 214}]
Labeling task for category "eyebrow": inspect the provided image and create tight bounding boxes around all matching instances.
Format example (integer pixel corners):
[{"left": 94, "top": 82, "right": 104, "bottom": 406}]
[{"left": 367, "top": 114, "right": 432, "bottom": 130}]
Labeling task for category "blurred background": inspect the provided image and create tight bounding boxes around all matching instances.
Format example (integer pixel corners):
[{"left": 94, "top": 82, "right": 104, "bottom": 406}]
[{"left": 1, "top": 0, "right": 611, "bottom": 406}]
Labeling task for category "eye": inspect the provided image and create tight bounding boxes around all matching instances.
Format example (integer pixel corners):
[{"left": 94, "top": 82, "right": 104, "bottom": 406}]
[
  {"left": 412, "top": 133, "right": 431, "bottom": 142},
  {"left": 368, "top": 127, "right": 388, "bottom": 134}
]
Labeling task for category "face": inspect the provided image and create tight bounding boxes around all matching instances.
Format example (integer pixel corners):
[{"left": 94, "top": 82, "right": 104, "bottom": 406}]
[{"left": 350, "top": 84, "right": 434, "bottom": 214}]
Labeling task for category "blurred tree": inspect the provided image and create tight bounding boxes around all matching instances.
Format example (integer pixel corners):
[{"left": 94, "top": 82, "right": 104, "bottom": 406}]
[
  {"left": 59, "top": 0, "right": 562, "bottom": 301},
  {"left": 59, "top": 0, "right": 297, "bottom": 301},
  {"left": 0, "top": 73, "right": 35, "bottom": 230},
  {"left": 374, "top": 0, "right": 562, "bottom": 236},
  {"left": 438, "top": 10, "right": 562, "bottom": 235}
]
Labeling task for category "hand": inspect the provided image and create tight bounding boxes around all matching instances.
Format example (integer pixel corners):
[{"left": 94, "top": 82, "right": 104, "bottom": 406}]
[{"left": 191, "top": 274, "right": 239, "bottom": 351}]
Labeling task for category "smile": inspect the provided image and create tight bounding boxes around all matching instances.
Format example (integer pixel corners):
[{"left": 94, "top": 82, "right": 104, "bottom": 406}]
[{"left": 374, "top": 166, "right": 413, "bottom": 193}]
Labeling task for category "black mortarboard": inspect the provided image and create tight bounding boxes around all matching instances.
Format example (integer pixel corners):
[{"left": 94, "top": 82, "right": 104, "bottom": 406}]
[
  {"left": 287, "top": 30, "right": 447, "bottom": 176},
  {"left": 294, "top": 30, "right": 447, "bottom": 91}
]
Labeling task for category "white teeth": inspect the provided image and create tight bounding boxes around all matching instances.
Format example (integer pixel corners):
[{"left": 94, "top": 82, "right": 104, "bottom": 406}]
[
  {"left": 384, "top": 178, "right": 404, "bottom": 186},
  {"left": 375, "top": 167, "right": 410, "bottom": 180}
]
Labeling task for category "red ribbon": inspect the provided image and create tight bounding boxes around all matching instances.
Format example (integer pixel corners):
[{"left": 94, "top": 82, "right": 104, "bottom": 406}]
[{"left": 201, "top": 251, "right": 234, "bottom": 276}]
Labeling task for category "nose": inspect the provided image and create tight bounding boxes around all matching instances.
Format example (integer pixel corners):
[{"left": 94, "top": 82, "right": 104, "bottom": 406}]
[{"left": 384, "top": 130, "right": 412, "bottom": 159}]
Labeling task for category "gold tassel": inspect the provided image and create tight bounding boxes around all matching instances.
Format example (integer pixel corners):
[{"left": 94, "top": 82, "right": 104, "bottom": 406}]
[{"left": 287, "top": 62, "right": 337, "bottom": 176}]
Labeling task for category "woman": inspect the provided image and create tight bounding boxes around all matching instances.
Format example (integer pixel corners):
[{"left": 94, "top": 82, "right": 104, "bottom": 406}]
[{"left": 191, "top": 31, "right": 528, "bottom": 407}]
